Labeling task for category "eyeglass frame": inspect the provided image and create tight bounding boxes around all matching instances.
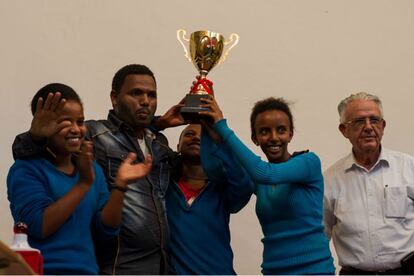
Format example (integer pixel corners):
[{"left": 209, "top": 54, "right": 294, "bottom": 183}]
[{"left": 342, "top": 116, "right": 384, "bottom": 129}]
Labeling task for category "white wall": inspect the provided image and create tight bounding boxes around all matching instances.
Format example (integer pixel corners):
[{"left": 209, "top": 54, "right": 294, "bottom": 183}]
[{"left": 1, "top": 1, "right": 414, "bottom": 274}]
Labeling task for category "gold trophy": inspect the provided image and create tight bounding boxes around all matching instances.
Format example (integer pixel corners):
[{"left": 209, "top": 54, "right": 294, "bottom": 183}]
[{"left": 177, "top": 29, "right": 239, "bottom": 121}]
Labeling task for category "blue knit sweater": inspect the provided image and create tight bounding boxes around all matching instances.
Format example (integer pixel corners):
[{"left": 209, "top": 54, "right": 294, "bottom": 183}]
[
  {"left": 214, "top": 119, "right": 334, "bottom": 275},
  {"left": 166, "top": 128, "right": 253, "bottom": 275},
  {"left": 7, "top": 158, "right": 119, "bottom": 275}
]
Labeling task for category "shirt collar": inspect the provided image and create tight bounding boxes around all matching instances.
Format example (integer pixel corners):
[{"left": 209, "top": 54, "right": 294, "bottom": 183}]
[
  {"left": 107, "top": 110, "right": 125, "bottom": 131},
  {"left": 107, "top": 110, "right": 156, "bottom": 140},
  {"left": 344, "top": 146, "right": 390, "bottom": 173}
]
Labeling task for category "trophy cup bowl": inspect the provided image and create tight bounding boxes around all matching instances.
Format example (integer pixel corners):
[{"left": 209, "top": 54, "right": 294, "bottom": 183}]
[{"left": 177, "top": 29, "right": 239, "bottom": 122}]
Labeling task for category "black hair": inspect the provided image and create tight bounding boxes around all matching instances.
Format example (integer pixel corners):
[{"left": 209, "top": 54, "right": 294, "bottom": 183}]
[
  {"left": 111, "top": 64, "right": 156, "bottom": 94},
  {"left": 31, "top": 83, "right": 82, "bottom": 115},
  {"left": 250, "top": 97, "right": 294, "bottom": 136}
]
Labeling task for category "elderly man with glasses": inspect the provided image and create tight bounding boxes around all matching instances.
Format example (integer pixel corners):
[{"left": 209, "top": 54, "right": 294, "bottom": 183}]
[{"left": 324, "top": 92, "right": 414, "bottom": 275}]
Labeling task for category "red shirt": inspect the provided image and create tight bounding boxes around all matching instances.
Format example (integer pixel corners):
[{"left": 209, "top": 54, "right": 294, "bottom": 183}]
[{"left": 178, "top": 177, "right": 204, "bottom": 203}]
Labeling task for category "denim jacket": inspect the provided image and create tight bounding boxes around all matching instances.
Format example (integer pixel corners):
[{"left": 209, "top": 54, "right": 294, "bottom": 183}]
[{"left": 12, "top": 110, "right": 175, "bottom": 275}]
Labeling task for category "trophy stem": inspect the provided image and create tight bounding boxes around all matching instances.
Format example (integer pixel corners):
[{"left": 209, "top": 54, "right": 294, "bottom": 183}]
[{"left": 199, "top": 70, "right": 209, "bottom": 78}]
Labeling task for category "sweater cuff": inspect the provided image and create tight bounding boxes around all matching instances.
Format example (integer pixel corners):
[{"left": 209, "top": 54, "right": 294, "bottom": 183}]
[{"left": 97, "top": 212, "right": 120, "bottom": 237}]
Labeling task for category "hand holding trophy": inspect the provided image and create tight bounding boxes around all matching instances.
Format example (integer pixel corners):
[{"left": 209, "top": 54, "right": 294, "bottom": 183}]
[{"left": 177, "top": 29, "right": 239, "bottom": 122}]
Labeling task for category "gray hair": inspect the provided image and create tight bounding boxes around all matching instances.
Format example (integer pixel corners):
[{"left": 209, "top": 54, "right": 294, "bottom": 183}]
[{"left": 337, "top": 92, "right": 384, "bottom": 123}]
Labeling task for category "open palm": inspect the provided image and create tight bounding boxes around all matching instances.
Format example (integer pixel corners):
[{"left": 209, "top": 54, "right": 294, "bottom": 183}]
[
  {"left": 30, "top": 92, "right": 71, "bottom": 141},
  {"left": 116, "top": 154, "right": 152, "bottom": 187}
]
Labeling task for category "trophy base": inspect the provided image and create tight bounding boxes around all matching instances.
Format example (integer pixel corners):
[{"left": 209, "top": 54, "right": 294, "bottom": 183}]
[{"left": 180, "top": 94, "right": 212, "bottom": 123}]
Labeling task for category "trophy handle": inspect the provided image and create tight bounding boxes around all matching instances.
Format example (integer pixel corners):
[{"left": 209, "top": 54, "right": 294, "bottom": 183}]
[
  {"left": 177, "top": 29, "right": 192, "bottom": 62},
  {"left": 219, "top": 33, "right": 239, "bottom": 65}
]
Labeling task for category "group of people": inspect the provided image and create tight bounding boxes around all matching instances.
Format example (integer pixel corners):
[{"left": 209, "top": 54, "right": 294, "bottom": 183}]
[{"left": 6, "top": 63, "right": 414, "bottom": 275}]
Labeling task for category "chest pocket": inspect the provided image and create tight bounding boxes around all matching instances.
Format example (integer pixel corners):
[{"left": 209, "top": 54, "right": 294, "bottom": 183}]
[
  {"left": 382, "top": 185, "right": 414, "bottom": 231},
  {"left": 384, "top": 186, "right": 408, "bottom": 218},
  {"left": 106, "top": 149, "right": 128, "bottom": 183},
  {"left": 149, "top": 159, "right": 170, "bottom": 198},
  {"left": 149, "top": 141, "right": 172, "bottom": 198}
]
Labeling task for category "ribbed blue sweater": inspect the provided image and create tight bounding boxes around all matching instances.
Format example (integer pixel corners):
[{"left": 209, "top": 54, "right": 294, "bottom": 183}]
[
  {"left": 214, "top": 119, "right": 334, "bottom": 275},
  {"left": 7, "top": 158, "right": 119, "bottom": 275}
]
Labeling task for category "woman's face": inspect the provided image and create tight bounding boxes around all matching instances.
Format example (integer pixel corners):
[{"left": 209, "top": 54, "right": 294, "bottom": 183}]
[
  {"left": 252, "top": 109, "right": 293, "bottom": 163},
  {"left": 48, "top": 100, "right": 87, "bottom": 157}
]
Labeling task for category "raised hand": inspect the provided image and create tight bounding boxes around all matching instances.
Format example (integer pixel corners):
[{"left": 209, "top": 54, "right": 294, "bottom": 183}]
[
  {"left": 30, "top": 92, "right": 71, "bottom": 142},
  {"left": 199, "top": 96, "right": 224, "bottom": 124},
  {"left": 116, "top": 154, "right": 152, "bottom": 188},
  {"left": 77, "top": 141, "right": 95, "bottom": 187},
  {"left": 155, "top": 98, "right": 186, "bottom": 130},
  {"left": 101, "top": 154, "right": 152, "bottom": 227}
]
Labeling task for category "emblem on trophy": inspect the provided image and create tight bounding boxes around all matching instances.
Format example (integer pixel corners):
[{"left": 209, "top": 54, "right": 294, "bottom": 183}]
[{"left": 177, "top": 29, "right": 239, "bottom": 121}]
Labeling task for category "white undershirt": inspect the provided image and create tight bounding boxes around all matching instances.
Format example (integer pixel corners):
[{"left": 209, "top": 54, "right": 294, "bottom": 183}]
[{"left": 137, "top": 137, "right": 149, "bottom": 156}]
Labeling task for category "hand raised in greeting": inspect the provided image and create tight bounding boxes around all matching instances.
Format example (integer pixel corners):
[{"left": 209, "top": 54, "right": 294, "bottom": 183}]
[{"left": 30, "top": 92, "right": 71, "bottom": 142}]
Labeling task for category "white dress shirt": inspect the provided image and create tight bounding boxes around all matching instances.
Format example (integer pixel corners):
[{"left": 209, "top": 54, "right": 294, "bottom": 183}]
[{"left": 324, "top": 148, "right": 414, "bottom": 271}]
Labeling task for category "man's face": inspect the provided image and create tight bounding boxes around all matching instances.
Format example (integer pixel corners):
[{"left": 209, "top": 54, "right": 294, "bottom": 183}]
[
  {"left": 111, "top": 74, "right": 157, "bottom": 130},
  {"left": 177, "top": 124, "right": 201, "bottom": 159},
  {"left": 339, "top": 99, "right": 386, "bottom": 156}
]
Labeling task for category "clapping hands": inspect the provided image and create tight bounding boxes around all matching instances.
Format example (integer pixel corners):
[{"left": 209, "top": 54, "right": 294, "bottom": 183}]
[{"left": 115, "top": 154, "right": 153, "bottom": 189}]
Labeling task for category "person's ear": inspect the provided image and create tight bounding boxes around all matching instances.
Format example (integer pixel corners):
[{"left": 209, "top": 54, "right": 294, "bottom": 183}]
[
  {"left": 339, "top": 123, "right": 348, "bottom": 138},
  {"left": 287, "top": 130, "right": 294, "bottom": 142},
  {"left": 110, "top": 90, "right": 118, "bottom": 108},
  {"left": 251, "top": 134, "right": 259, "bottom": 146}
]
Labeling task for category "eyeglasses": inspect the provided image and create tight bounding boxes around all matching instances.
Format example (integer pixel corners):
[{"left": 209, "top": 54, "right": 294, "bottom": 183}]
[{"left": 343, "top": 116, "right": 384, "bottom": 129}]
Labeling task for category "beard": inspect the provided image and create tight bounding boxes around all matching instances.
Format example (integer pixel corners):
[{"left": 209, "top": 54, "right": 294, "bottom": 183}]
[{"left": 116, "top": 104, "right": 154, "bottom": 130}]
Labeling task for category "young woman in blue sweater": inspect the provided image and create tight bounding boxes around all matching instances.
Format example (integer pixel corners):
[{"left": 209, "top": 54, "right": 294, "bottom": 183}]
[
  {"left": 7, "top": 83, "right": 152, "bottom": 274},
  {"left": 200, "top": 96, "right": 334, "bottom": 275}
]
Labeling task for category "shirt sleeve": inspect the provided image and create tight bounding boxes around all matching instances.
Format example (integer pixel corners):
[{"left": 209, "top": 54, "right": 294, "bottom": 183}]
[
  {"left": 7, "top": 160, "right": 53, "bottom": 239},
  {"left": 322, "top": 170, "right": 336, "bottom": 240},
  {"left": 213, "top": 119, "right": 322, "bottom": 185},
  {"left": 200, "top": 128, "right": 254, "bottom": 213},
  {"left": 92, "top": 162, "right": 120, "bottom": 240}
]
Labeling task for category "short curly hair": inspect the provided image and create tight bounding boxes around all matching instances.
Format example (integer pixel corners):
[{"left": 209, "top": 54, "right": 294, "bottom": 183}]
[
  {"left": 111, "top": 64, "right": 156, "bottom": 94},
  {"left": 250, "top": 97, "right": 294, "bottom": 136}
]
